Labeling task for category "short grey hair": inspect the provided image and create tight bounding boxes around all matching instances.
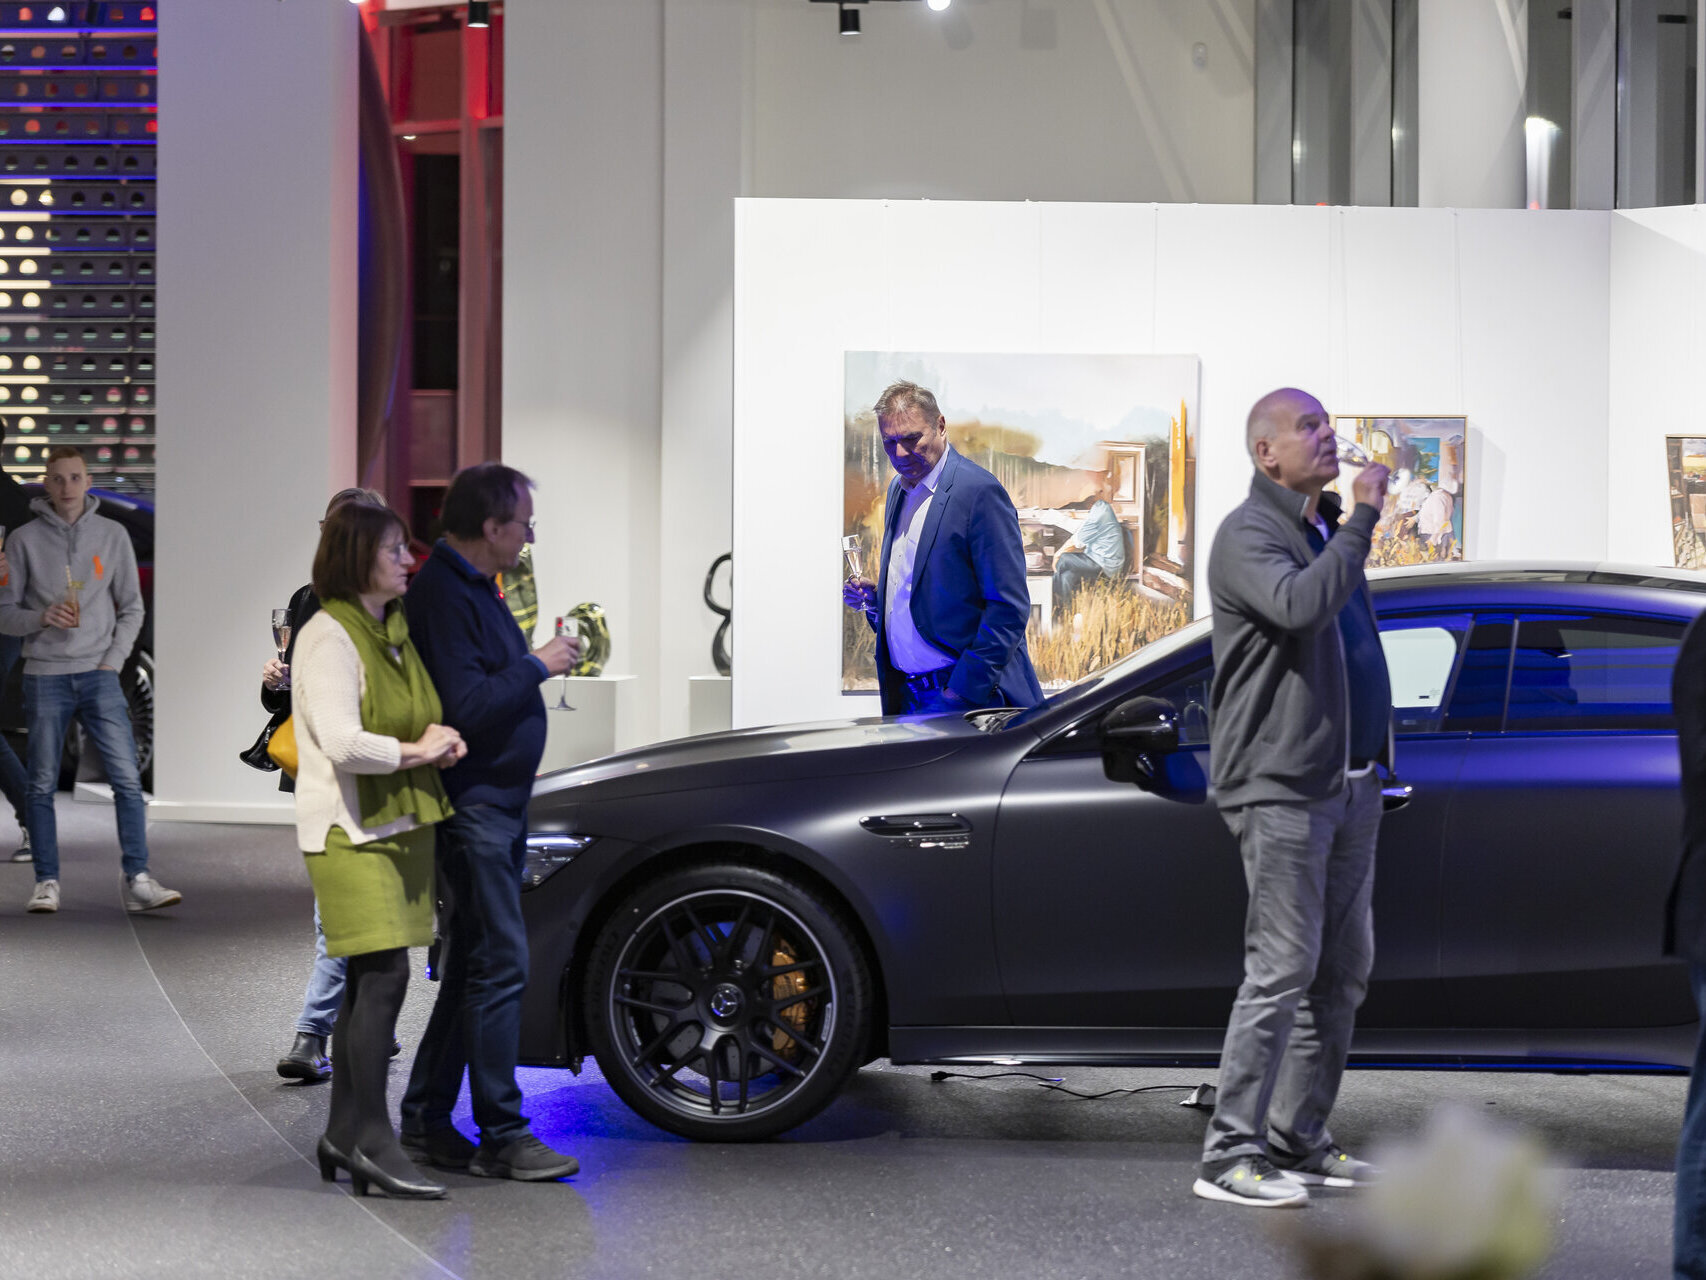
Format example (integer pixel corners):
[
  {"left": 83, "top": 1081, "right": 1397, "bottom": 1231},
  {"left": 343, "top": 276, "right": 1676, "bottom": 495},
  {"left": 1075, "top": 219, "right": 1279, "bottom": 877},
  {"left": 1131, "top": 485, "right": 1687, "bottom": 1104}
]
[{"left": 874, "top": 379, "right": 943, "bottom": 425}]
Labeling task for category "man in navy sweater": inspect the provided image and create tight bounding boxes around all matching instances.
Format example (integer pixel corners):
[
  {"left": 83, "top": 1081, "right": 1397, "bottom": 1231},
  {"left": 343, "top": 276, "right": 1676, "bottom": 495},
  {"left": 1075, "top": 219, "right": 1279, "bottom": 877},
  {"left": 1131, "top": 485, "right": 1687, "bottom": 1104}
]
[{"left": 398, "top": 462, "right": 582, "bottom": 1181}]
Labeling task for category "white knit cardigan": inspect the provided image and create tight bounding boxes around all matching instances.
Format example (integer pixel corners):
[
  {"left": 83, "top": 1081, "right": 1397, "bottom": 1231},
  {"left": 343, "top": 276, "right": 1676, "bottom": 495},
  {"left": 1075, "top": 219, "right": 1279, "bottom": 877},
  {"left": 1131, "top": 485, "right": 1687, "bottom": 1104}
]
[{"left": 290, "top": 608, "right": 424, "bottom": 852}]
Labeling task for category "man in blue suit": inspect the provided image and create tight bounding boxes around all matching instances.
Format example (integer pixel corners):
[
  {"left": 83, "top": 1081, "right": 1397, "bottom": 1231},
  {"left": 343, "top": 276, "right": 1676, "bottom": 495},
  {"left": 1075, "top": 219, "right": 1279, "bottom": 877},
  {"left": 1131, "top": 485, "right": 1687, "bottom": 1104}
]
[{"left": 843, "top": 380, "right": 1042, "bottom": 716}]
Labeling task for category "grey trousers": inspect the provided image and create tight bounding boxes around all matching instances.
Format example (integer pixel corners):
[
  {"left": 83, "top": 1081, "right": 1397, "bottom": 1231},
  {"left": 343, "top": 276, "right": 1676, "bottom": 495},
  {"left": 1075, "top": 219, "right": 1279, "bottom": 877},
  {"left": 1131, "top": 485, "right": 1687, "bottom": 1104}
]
[{"left": 1202, "top": 771, "right": 1382, "bottom": 1165}]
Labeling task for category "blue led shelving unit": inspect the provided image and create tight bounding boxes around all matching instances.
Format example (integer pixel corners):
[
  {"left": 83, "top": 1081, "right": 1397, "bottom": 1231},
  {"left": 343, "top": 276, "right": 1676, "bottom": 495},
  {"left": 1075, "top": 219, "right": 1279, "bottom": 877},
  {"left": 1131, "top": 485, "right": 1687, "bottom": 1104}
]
[{"left": 0, "top": 0, "right": 156, "bottom": 496}]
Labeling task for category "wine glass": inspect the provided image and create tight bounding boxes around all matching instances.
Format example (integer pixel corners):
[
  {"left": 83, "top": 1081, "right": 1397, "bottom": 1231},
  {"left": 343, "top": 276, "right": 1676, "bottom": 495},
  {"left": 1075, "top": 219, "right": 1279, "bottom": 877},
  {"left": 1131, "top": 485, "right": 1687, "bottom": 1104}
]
[
  {"left": 1336, "top": 437, "right": 1371, "bottom": 466},
  {"left": 552, "top": 615, "right": 576, "bottom": 711},
  {"left": 271, "top": 608, "right": 290, "bottom": 660},
  {"left": 841, "top": 534, "right": 863, "bottom": 581}
]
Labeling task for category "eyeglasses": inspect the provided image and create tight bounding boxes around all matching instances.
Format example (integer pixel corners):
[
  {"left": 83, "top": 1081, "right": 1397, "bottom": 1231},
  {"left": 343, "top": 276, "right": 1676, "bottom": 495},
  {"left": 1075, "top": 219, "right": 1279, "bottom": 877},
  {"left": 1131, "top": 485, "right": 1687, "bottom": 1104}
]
[
  {"left": 379, "top": 541, "right": 412, "bottom": 562},
  {"left": 505, "top": 517, "right": 537, "bottom": 539}
]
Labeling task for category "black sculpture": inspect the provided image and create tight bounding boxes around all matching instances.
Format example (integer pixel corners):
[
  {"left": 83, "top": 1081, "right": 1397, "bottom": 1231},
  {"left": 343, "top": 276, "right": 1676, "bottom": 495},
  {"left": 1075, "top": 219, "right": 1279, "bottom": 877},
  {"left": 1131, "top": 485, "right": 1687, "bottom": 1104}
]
[{"left": 704, "top": 552, "right": 731, "bottom": 677}]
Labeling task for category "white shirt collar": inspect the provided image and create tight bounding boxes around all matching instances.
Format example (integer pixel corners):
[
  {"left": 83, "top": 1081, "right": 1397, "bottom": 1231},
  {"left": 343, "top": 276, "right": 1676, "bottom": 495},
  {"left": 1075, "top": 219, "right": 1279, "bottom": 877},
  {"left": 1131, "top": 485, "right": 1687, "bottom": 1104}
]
[{"left": 902, "top": 446, "right": 952, "bottom": 497}]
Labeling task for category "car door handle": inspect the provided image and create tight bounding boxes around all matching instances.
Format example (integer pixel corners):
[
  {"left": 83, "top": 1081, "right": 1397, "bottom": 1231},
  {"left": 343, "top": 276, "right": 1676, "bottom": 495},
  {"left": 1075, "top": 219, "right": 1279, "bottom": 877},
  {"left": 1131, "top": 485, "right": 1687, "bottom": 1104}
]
[
  {"left": 860, "top": 814, "right": 972, "bottom": 850},
  {"left": 1382, "top": 781, "right": 1413, "bottom": 812}
]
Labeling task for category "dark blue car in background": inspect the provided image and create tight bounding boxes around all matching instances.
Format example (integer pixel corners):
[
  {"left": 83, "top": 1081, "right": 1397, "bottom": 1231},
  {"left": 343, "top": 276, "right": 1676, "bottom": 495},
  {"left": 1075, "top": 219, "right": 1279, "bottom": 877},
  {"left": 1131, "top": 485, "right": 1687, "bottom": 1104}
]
[{"left": 514, "top": 563, "right": 1704, "bottom": 1140}]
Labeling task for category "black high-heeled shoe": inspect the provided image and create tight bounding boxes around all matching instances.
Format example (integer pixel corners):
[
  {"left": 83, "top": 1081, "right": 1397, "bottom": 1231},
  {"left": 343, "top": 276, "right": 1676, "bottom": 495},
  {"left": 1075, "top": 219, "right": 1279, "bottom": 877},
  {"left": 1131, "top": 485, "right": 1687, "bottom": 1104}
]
[
  {"left": 316, "top": 1134, "right": 348, "bottom": 1183},
  {"left": 346, "top": 1146, "right": 447, "bottom": 1200}
]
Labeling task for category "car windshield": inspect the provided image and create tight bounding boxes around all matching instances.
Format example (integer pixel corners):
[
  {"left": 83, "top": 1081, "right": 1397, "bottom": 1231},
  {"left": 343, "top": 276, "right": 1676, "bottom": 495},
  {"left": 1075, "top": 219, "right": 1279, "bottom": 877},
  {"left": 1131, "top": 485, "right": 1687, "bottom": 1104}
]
[{"left": 1001, "top": 614, "right": 1215, "bottom": 731}]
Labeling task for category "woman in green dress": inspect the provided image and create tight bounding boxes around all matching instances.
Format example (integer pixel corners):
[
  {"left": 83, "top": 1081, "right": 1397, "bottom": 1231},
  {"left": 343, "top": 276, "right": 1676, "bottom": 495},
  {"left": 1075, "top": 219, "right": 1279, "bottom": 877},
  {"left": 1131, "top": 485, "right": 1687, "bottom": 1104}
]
[{"left": 291, "top": 501, "right": 466, "bottom": 1199}]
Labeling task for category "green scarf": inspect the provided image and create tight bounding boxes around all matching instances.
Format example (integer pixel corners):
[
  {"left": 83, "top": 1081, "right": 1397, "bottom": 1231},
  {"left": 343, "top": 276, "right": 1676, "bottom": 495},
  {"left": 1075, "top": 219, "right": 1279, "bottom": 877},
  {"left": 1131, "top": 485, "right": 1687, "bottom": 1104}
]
[{"left": 320, "top": 597, "right": 454, "bottom": 831}]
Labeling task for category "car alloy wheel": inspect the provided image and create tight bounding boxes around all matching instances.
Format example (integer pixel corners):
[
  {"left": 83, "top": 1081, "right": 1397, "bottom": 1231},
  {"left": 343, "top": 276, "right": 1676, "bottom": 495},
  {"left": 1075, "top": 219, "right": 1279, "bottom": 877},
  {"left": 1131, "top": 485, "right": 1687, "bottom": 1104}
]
[{"left": 585, "top": 863, "right": 873, "bottom": 1142}]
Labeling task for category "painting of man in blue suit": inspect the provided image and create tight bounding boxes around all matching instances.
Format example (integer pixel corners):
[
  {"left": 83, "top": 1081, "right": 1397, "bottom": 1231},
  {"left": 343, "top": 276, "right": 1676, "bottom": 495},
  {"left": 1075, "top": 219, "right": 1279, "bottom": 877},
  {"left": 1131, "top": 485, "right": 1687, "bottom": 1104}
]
[{"left": 841, "top": 380, "right": 1043, "bottom": 717}]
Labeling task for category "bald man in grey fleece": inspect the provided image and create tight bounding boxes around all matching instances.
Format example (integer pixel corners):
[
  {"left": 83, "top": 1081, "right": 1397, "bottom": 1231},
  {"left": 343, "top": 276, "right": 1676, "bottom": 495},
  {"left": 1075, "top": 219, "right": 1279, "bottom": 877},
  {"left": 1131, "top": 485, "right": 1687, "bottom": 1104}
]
[{"left": 1192, "top": 388, "right": 1393, "bottom": 1209}]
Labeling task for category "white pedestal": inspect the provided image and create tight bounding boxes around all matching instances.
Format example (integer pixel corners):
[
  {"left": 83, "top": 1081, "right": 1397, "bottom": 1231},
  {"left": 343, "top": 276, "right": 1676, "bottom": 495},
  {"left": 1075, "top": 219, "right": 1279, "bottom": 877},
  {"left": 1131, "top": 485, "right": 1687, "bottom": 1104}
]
[
  {"left": 538, "top": 674, "right": 638, "bottom": 774},
  {"left": 688, "top": 675, "right": 732, "bottom": 736}
]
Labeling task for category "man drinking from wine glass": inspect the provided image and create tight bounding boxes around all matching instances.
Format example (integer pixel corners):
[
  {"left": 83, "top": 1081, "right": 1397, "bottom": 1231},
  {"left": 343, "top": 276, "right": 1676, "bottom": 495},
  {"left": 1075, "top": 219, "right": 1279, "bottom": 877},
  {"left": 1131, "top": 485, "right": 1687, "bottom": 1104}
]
[{"left": 0, "top": 445, "right": 175, "bottom": 915}]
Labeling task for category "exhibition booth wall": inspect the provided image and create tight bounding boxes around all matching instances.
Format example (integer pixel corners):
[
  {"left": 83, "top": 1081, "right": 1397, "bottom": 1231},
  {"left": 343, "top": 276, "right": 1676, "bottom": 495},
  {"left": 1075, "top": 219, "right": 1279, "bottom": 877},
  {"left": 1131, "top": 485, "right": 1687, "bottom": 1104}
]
[{"left": 730, "top": 198, "right": 1689, "bottom": 729}]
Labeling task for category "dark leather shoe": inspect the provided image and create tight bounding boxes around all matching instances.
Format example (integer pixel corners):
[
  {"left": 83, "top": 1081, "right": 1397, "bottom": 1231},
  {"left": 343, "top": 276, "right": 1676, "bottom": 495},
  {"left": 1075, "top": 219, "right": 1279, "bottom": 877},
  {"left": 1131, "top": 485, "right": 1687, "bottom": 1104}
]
[
  {"left": 277, "top": 1033, "right": 331, "bottom": 1083},
  {"left": 316, "top": 1134, "right": 349, "bottom": 1183},
  {"left": 346, "top": 1147, "right": 447, "bottom": 1200},
  {"left": 390, "top": 1036, "right": 402, "bottom": 1058},
  {"left": 469, "top": 1133, "right": 580, "bottom": 1182},
  {"left": 401, "top": 1125, "right": 477, "bottom": 1171}
]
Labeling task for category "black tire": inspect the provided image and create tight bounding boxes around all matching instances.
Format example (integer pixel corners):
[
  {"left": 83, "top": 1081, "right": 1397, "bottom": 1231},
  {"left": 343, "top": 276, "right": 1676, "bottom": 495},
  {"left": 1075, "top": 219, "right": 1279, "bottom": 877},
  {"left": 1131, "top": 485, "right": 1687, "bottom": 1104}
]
[{"left": 583, "top": 861, "right": 874, "bottom": 1142}]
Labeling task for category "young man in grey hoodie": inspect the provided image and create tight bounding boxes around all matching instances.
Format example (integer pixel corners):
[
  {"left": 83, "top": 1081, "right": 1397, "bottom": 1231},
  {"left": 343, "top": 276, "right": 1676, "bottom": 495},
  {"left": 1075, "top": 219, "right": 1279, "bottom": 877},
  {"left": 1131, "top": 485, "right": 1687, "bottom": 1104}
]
[{"left": 0, "top": 445, "right": 176, "bottom": 915}]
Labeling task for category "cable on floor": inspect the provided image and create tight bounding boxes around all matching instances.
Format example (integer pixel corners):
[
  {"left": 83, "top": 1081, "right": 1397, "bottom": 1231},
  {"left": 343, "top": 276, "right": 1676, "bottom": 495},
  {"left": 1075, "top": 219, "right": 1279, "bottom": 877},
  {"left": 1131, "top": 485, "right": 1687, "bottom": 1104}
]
[{"left": 929, "top": 1069, "right": 1217, "bottom": 1108}]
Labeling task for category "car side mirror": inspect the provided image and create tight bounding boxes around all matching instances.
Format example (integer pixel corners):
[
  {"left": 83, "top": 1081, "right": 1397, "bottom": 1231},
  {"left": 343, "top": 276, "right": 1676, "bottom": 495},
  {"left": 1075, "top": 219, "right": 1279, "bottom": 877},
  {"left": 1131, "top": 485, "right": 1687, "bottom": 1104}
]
[{"left": 1101, "top": 696, "right": 1180, "bottom": 789}]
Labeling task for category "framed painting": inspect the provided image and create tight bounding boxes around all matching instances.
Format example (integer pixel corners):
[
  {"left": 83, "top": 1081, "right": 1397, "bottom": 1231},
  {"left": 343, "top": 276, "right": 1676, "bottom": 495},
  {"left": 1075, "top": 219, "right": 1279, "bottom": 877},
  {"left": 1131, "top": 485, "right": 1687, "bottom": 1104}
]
[
  {"left": 1329, "top": 416, "right": 1468, "bottom": 565},
  {"left": 843, "top": 352, "right": 1200, "bottom": 691}
]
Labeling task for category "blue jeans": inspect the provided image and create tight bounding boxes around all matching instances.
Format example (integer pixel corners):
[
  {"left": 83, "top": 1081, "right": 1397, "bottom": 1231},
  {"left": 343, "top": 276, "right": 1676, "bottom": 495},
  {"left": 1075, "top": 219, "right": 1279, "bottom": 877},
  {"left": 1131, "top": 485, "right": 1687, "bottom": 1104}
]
[
  {"left": 296, "top": 900, "right": 348, "bottom": 1038},
  {"left": 0, "top": 633, "right": 28, "bottom": 826},
  {"left": 24, "top": 669, "right": 149, "bottom": 882},
  {"left": 1676, "top": 963, "right": 1706, "bottom": 1278},
  {"left": 401, "top": 803, "right": 532, "bottom": 1145}
]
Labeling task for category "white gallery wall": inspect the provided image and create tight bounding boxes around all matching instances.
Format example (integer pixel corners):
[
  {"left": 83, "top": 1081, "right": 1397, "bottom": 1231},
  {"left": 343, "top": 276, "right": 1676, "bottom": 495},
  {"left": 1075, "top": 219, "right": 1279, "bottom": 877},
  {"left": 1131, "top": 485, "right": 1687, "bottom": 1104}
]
[
  {"left": 505, "top": 0, "right": 1260, "bottom": 745},
  {"left": 153, "top": 0, "right": 360, "bottom": 822},
  {"left": 502, "top": 0, "right": 1538, "bottom": 745},
  {"left": 1608, "top": 204, "right": 1706, "bottom": 565},
  {"left": 731, "top": 199, "right": 1616, "bottom": 729}
]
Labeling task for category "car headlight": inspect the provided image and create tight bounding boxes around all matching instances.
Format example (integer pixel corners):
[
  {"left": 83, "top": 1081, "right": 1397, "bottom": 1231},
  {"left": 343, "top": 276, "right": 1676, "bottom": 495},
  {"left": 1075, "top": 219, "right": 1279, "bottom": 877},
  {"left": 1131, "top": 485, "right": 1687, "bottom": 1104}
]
[{"left": 522, "top": 833, "right": 595, "bottom": 890}]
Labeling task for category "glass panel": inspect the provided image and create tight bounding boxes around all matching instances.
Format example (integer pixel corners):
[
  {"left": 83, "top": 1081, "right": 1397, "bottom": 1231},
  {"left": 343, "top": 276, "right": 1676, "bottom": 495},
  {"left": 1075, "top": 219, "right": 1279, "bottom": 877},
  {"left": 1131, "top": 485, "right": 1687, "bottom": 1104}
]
[
  {"left": 1392, "top": 0, "right": 1419, "bottom": 205},
  {"left": 1617, "top": 0, "right": 1699, "bottom": 207},
  {"left": 1292, "top": 0, "right": 1349, "bottom": 205},
  {"left": 1379, "top": 614, "right": 1471, "bottom": 734},
  {"left": 1526, "top": 1, "right": 1574, "bottom": 208},
  {"left": 1506, "top": 614, "right": 1683, "bottom": 730},
  {"left": 1444, "top": 618, "right": 1513, "bottom": 732},
  {"left": 1142, "top": 661, "right": 1213, "bottom": 746}
]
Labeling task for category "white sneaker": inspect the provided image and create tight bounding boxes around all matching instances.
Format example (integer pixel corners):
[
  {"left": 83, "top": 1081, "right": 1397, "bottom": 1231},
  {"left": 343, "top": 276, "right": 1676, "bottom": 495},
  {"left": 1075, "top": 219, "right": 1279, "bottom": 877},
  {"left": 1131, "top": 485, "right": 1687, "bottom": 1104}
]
[
  {"left": 124, "top": 871, "right": 181, "bottom": 913},
  {"left": 26, "top": 879, "right": 58, "bottom": 913},
  {"left": 10, "top": 829, "right": 30, "bottom": 862}
]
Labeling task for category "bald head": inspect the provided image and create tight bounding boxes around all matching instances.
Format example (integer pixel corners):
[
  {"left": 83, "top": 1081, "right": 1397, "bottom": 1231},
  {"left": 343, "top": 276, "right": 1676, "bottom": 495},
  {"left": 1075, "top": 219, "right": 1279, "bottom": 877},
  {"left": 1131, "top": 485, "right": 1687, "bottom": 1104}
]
[
  {"left": 1245, "top": 386, "right": 1343, "bottom": 496},
  {"left": 1246, "top": 388, "right": 1325, "bottom": 461}
]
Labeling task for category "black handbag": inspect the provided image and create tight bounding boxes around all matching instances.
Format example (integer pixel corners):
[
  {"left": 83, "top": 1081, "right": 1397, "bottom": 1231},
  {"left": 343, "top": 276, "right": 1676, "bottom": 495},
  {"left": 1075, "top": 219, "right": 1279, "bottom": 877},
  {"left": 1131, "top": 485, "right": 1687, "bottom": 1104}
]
[{"left": 239, "top": 706, "right": 290, "bottom": 772}]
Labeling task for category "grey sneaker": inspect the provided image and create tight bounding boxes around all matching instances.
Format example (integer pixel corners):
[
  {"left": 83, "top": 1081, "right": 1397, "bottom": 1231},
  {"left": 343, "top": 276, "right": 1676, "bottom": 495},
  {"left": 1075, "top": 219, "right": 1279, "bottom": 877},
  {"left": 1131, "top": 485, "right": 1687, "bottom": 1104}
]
[
  {"left": 9, "top": 829, "right": 30, "bottom": 863},
  {"left": 26, "top": 879, "right": 58, "bottom": 913},
  {"left": 124, "top": 871, "right": 181, "bottom": 913},
  {"left": 1271, "top": 1143, "right": 1380, "bottom": 1187},
  {"left": 1192, "top": 1154, "right": 1308, "bottom": 1208},
  {"left": 468, "top": 1133, "right": 579, "bottom": 1181}
]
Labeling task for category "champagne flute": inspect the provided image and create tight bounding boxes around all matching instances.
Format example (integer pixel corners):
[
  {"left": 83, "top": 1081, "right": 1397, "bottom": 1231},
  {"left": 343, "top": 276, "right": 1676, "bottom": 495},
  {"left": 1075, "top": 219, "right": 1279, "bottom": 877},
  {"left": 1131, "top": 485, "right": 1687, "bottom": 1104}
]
[
  {"left": 552, "top": 615, "right": 576, "bottom": 711},
  {"left": 841, "top": 533, "right": 863, "bottom": 581},
  {"left": 1337, "top": 437, "right": 1371, "bottom": 466},
  {"left": 271, "top": 607, "right": 291, "bottom": 661}
]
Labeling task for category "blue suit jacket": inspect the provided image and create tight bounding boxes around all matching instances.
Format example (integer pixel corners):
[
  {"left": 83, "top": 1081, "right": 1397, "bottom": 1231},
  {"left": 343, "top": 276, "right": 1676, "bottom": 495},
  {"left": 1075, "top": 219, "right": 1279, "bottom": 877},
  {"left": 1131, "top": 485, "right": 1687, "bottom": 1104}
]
[{"left": 872, "top": 449, "right": 1043, "bottom": 713}]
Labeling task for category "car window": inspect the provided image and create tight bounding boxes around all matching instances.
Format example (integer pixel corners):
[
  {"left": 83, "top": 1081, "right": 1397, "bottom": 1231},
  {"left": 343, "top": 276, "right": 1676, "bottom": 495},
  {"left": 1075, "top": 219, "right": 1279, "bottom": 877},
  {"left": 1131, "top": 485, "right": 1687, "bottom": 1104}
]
[
  {"left": 1443, "top": 618, "right": 1514, "bottom": 732},
  {"left": 1505, "top": 614, "right": 1682, "bottom": 731},
  {"left": 1140, "top": 661, "right": 1212, "bottom": 745},
  {"left": 1377, "top": 613, "right": 1471, "bottom": 735}
]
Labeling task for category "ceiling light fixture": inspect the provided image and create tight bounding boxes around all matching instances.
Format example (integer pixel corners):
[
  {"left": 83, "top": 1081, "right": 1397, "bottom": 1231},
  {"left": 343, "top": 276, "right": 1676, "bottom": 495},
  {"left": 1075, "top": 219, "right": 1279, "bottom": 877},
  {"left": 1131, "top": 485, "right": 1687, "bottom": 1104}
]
[
  {"left": 839, "top": 4, "right": 860, "bottom": 35},
  {"left": 467, "top": 1, "right": 490, "bottom": 28},
  {"left": 927, "top": 0, "right": 951, "bottom": 10}
]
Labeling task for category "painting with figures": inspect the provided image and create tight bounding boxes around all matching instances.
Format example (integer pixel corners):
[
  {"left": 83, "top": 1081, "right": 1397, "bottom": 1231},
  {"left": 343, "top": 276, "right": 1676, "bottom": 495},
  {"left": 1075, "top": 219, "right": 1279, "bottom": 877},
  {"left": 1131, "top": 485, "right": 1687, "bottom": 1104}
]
[{"left": 842, "top": 351, "right": 1200, "bottom": 692}]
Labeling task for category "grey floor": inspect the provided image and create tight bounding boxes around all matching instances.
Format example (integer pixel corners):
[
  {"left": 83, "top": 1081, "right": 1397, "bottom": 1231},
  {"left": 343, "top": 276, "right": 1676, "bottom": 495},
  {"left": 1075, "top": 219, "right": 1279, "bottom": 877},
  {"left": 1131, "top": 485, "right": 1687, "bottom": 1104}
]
[{"left": 0, "top": 802, "right": 1685, "bottom": 1279}]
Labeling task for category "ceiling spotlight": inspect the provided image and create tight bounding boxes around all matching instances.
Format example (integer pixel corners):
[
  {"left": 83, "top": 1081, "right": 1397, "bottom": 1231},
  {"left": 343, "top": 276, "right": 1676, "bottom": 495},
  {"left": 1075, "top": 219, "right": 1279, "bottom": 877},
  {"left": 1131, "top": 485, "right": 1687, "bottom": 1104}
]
[
  {"left": 467, "top": 1, "right": 490, "bottom": 28},
  {"left": 839, "top": 5, "right": 860, "bottom": 35},
  {"left": 927, "top": 0, "right": 951, "bottom": 9}
]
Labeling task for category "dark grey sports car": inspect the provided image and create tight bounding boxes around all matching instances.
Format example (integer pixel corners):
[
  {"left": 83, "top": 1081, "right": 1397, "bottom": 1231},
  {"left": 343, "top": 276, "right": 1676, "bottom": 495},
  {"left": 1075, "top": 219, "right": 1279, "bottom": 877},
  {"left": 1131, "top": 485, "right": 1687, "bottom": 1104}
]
[{"left": 516, "top": 563, "right": 1702, "bottom": 1141}]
